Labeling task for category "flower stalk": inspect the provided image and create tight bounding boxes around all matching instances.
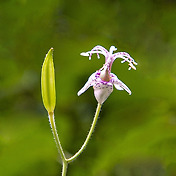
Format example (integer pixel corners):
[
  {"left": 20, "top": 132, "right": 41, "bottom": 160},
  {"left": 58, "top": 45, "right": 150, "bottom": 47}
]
[
  {"left": 48, "top": 112, "right": 66, "bottom": 162},
  {"left": 48, "top": 112, "right": 68, "bottom": 176},
  {"left": 66, "top": 103, "right": 102, "bottom": 163}
]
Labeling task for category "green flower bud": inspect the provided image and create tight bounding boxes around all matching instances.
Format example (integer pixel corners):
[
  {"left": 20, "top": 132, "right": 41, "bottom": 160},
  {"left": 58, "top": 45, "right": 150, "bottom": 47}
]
[{"left": 41, "top": 48, "right": 56, "bottom": 113}]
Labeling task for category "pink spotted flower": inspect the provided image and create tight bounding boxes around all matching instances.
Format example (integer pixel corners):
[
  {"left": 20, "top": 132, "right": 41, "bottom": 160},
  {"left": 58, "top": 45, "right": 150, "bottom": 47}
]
[{"left": 78, "top": 45, "right": 137, "bottom": 104}]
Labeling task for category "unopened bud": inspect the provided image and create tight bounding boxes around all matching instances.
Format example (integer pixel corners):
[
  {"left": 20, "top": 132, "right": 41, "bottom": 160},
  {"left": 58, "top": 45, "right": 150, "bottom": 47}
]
[{"left": 41, "top": 48, "right": 56, "bottom": 113}]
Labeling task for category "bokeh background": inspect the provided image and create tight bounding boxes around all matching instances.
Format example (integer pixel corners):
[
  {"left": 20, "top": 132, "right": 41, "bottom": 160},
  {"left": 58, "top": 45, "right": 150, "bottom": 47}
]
[{"left": 0, "top": 0, "right": 176, "bottom": 175}]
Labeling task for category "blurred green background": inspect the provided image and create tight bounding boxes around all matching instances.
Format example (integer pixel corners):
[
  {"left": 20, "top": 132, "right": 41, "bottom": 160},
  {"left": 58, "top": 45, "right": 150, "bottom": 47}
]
[{"left": 0, "top": 0, "right": 176, "bottom": 175}]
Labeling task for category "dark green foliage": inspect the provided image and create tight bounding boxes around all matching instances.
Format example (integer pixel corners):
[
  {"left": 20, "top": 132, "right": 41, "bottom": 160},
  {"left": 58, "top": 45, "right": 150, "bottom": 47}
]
[{"left": 0, "top": 0, "right": 176, "bottom": 175}]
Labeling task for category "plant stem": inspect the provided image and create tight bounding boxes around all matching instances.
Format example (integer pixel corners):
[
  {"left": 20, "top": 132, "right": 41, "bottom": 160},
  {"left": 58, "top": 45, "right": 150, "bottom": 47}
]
[
  {"left": 62, "top": 161, "right": 68, "bottom": 176},
  {"left": 48, "top": 112, "right": 67, "bottom": 175},
  {"left": 48, "top": 103, "right": 102, "bottom": 175},
  {"left": 67, "top": 103, "right": 102, "bottom": 163}
]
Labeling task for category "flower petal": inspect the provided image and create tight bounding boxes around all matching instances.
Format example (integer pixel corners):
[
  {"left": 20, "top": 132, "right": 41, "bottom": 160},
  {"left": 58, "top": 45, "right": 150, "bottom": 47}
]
[
  {"left": 77, "top": 72, "right": 96, "bottom": 96},
  {"left": 111, "top": 73, "right": 131, "bottom": 95},
  {"left": 93, "top": 82, "right": 113, "bottom": 104}
]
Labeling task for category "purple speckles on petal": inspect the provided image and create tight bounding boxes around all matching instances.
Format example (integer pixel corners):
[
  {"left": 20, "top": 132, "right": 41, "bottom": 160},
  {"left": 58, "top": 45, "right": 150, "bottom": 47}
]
[{"left": 93, "top": 82, "right": 113, "bottom": 104}]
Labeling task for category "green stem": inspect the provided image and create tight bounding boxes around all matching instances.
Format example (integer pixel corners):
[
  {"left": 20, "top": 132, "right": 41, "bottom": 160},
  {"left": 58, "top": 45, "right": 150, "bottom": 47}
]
[
  {"left": 62, "top": 161, "right": 68, "bottom": 176},
  {"left": 67, "top": 103, "right": 102, "bottom": 163},
  {"left": 48, "top": 112, "right": 67, "bottom": 175},
  {"left": 48, "top": 103, "right": 102, "bottom": 175}
]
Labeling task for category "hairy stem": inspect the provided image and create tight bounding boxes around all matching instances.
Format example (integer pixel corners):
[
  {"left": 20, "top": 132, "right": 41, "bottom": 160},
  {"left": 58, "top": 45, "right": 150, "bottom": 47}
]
[
  {"left": 67, "top": 103, "right": 102, "bottom": 163},
  {"left": 48, "top": 112, "right": 67, "bottom": 175},
  {"left": 62, "top": 161, "right": 68, "bottom": 176},
  {"left": 48, "top": 103, "right": 102, "bottom": 175}
]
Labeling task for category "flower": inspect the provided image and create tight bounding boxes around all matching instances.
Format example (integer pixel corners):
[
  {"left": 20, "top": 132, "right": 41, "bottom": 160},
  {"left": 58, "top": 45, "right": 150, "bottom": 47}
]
[{"left": 78, "top": 45, "right": 137, "bottom": 104}]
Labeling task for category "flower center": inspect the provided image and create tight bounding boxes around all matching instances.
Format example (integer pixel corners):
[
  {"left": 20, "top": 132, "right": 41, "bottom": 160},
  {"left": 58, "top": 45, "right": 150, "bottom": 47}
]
[{"left": 99, "top": 66, "right": 111, "bottom": 82}]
